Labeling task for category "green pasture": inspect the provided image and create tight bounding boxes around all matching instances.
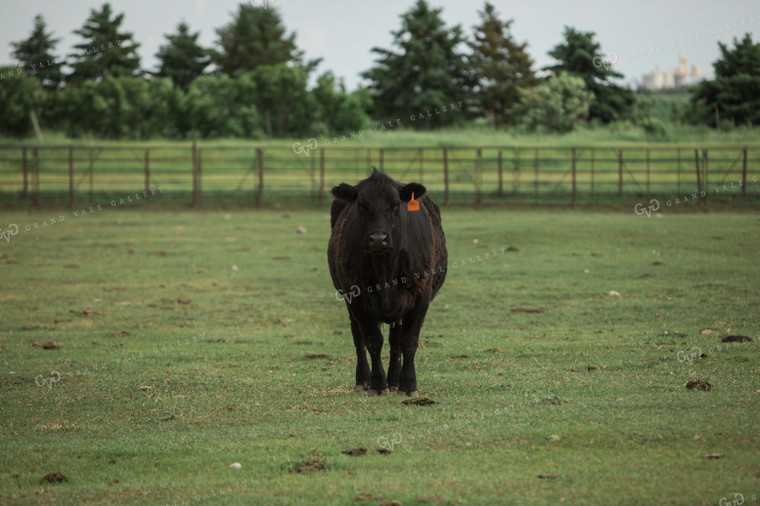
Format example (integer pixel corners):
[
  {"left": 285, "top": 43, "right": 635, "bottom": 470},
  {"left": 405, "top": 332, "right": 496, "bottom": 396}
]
[{"left": 1, "top": 206, "right": 758, "bottom": 505}]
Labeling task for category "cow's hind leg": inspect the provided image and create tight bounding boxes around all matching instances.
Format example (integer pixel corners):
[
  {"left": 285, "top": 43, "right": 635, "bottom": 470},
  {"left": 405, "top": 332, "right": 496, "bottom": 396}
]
[
  {"left": 387, "top": 321, "right": 403, "bottom": 392},
  {"left": 350, "top": 315, "right": 371, "bottom": 392}
]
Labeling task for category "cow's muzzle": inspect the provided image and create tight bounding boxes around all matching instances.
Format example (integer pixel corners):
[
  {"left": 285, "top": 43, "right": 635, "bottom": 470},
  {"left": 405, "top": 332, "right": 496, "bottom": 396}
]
[{"left": 368, "top": 232, "right": 388, "bottom": 252}]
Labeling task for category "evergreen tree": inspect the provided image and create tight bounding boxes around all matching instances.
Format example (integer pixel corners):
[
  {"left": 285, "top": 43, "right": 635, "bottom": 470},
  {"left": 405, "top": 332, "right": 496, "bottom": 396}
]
[
  {"left": 468, "top": 3, "right": 537, "bottom": 126},
  {"left": 545, "top": 26, "right": 634, "bottom": 123},
  {"left": 68, "top": 3, "right": 141, "bottom": 83},
  {"left": 10, "top": 15, "right": 63, "bottom": 90},
  {"left": 155, "top": 22, "right": 210, "bottom": 91},
  {"left": 691, "top": 33, "right": 760, "bottom": 127},
  {"left": 361, "top": 0, "right": 470, "bottom": 128},
  {"left": 212, "top": 4, "right": 312, "bottom": 76}
]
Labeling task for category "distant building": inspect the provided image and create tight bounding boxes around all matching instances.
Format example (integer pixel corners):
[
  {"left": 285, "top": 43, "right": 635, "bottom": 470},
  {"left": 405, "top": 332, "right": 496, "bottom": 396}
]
[{"left": 641, "top": 54, "right": 704, "bottom": 90}]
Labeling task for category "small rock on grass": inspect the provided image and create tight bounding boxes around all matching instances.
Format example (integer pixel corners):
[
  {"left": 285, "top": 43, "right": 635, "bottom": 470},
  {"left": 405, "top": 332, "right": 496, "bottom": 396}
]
[{"left": 229, "top": 462, "right": 242, "bottom": 469}]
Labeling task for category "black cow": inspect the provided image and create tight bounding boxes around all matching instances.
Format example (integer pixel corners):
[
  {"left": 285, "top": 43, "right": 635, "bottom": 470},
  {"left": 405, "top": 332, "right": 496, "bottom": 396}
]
[{"left": 327, "top": 169, "right": 447, "bottom": 397}]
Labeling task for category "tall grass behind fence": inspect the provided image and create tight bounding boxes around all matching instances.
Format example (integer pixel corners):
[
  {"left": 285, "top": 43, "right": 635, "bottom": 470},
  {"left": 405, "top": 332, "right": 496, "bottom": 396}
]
[{"left": 0, "top": 144, "right": 757, "bottom": 206}]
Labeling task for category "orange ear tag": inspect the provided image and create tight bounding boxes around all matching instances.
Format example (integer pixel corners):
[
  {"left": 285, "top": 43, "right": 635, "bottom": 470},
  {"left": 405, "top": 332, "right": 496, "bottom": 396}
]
[{"left": 407, "top": 192, "right": 420, "bottom": 212}]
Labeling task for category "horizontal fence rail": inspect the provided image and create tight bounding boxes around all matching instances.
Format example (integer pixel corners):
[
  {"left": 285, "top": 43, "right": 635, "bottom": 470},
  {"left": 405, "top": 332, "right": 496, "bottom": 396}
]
[{"left": 0, "top": 144, "right": 758, "bottom": 206}]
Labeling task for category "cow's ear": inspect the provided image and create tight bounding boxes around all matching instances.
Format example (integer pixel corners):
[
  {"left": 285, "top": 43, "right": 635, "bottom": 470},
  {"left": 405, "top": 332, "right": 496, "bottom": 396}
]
[
  {"left": 399, "top": 183, "right": 426, "bottom": 202},
  {"left": 331, "top": 183, "right": 358, "bottom": 202}
]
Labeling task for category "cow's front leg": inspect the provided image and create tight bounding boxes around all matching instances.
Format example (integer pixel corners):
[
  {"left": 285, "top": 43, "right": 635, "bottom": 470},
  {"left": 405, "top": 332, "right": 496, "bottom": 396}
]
[
  {"left": 387, "top": 321, "right": 403, "bottom": 392},
  {"left": 360, "top": 319, "right": 389, "bottom": 396},
  {"left": 349, "top": 315, "right": 371, "bottom": 392},
  {"left": 398, "top": 302, "right": 429, "bottom": 397}
]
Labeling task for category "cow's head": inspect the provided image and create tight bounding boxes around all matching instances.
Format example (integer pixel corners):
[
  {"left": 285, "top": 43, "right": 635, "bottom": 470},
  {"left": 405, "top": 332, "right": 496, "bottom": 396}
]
[{"left": 332, "top": 172, "right": 425, "bottom": 254}]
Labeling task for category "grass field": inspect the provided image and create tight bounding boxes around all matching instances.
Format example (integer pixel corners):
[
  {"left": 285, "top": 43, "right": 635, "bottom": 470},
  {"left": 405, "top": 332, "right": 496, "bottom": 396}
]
[{"left": 1, "top": 206, "right": 759, "bottom": 505}]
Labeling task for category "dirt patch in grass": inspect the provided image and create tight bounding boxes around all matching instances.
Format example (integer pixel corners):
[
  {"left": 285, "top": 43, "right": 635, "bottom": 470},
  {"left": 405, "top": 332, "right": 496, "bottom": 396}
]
[
  {"left": 538, "top": 396, "right": 570, "bottom": 405},
  {"left": 290, "top": 458, "right": 326, "bottom": 473},
  {"left": 511, "top": 307, "right": 544, "bottom": 314},
  {"left": 686, "top": 379, "right": 712, "bottom": 391},
  {"left": 402, "top": 397, "right": 437, "bottom": 406},
  {"left": 304, "top": 353, "right": 329, "bottom": 359},
  {"left": 341, "top": 448, "right": 366, "bottom": 456},
  {"left": 39, "top": 471, "right": 68, "bottom": 484},
  {"left": 33, "top": 341, "right": 59, "bottom": 350},
  {"left": 721, "top": 335, "right": 752, "bottom": 343},
  {"left": 355, "top": 493, "right": 381, "bottom": 501},
  {"left": 71, "top": 308, "right": 97, "bottom": 316}
]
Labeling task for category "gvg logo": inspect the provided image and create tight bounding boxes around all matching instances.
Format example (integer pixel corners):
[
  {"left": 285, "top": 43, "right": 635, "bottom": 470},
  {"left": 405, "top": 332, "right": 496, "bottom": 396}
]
[
  {"left": 719, "top": 493, "right": 752, "bottom": 506},
  {"left": 377, "top": 433, "right": 403, "bottom": 452},
  {"left": 1, "top": 223, "right": 19, "bottom": 243},
  {"left": 593, "top": 52, "right": 618, "bottom": 70},
  {"left": 634, "top": 199, "right": 660, "bottom": 218},
  {"left": 292, "top": 138, "right": 318, "bottom": 157},
  {"left": 35, "top": 371, "right": 61, "bottom": 389},
  {"left": 676, "top": 346, "right": 703, "bottom": 365},
  {"left": 335, "top": 285, "right": 361, "bottom": 304}
]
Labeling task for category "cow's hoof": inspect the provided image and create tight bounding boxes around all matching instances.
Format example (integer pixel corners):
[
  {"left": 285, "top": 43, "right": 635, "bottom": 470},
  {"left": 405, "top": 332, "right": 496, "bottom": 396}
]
[
  {"left": 354, "top": 382, "right": 369, "bottom": 392},
  {"left": 398, "top": 390, "right": 420, "bottom": 397},
  {"left": 389, "top": 386, "right": 399, "bottom": 392},
  {"left": 368, "top": 389, "right": 390, "bottom": 397}
]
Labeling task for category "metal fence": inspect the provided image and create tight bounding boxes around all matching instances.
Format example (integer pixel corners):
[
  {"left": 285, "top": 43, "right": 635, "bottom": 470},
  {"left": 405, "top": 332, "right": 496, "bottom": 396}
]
[{"left": 0, "top": 144, "right": 758, "bottom": 206}]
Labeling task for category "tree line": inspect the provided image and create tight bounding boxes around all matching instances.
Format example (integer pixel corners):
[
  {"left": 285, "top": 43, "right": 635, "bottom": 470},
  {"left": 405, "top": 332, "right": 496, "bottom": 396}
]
[{"left": 1, "top": 1, "right": 757, "bottom": 139}]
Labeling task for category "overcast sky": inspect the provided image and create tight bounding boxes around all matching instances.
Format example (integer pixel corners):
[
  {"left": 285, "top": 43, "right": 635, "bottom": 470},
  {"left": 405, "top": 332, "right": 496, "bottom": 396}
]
[{"left": 1, "top": 0, "right": 757, "bottom": 89}]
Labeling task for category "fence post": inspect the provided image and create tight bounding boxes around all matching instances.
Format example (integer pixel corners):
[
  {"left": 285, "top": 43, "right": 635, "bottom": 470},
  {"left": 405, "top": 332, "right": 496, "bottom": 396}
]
[
  {"left": 89, "top": 150, "right": 93, "bottom": 203},
  {"left": 677, "top": 147, "right": 681, "bottom": 195},
  {"left": 22, "top": 147, "right": 28, "bottom": 198},
  {"left": 68, "top": 147, "right": 74, "bottom": 207},
  {"left": 694, "top": 149, "right": 702, "bottom": 207},
  {"left": 571, "top": 147, "right": 577, "bottom": 206},
  {"left": 590, "top": 148, "right": 595, "bottom": 203},
  {"left": 646, "top": 148, "right": 650, "bottom": 201},
  {"left": 256, "top": 148, "right": 264, "bottom": 207},
  {"left": 534, "top": 148, "right": 539, "bottom": 201},
  {"left": 497, "top": 149, "right": 503, "bottom": 197},
  {"left": 513, "top": 148, "right": 519, "bottom": 194},
  {"left": 742, "top": 147, "right": 748, "bottom": 197},
  {"left": 618, "top": 149, "right": 624, "bottom": 196},
  {"left": 419, "top": 148, "right": 424, "bottom": 184},
  {"left": 144, "top": 148, "right": 150, "bottom": 196},
  {"left": 443, "top": 147, "right": 449, "bottom": 205},
  {"left": 319, "top": 148, "right": 325, "bottom": 206},
  {"left": 702, "top": 149, "right": 708, "bottom": 206},
  {"left": 32, "top": 147, "right": 39, "bottom": 206},
  {"left": 476, "top": 148, "right": 482, "bottom": 205},
  {"left": 192, "top": 142, "right": 198, "bottom": 206}
]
